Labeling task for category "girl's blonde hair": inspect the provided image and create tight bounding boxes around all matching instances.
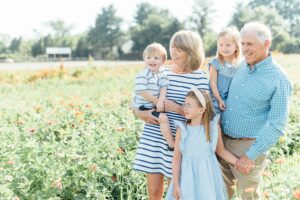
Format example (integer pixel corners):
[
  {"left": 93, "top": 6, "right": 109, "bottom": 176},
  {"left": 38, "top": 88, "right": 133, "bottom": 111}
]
[
  {"left": 170, "top": 30, "right": 205, "bottom": 70},
  {"left": 216, "top": 26, "right": 242, "bottom": 65},
  {"left": 186, "top": 90, "right": 215, "bottom": 141},
  {"left": 143, "top": 43, "right": 167, "bottom": 62}
]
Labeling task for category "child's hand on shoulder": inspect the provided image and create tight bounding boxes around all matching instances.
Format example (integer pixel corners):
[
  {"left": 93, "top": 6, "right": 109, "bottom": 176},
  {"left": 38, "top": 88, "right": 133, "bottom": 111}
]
[
  {"left": 218, "top": 100, "right": 226, "bottom": 111},
  {"left": 173, "top": 185, "right": 181, "bottom": 200},
  {"left": 156, "top": 99, "right": 165, "bottom": 112}
]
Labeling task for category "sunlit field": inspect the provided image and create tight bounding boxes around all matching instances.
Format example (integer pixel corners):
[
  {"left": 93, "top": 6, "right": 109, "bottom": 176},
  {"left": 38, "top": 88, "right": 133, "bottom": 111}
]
[{"left": 0, "top": 54, "right": 299, "bottom": 199}]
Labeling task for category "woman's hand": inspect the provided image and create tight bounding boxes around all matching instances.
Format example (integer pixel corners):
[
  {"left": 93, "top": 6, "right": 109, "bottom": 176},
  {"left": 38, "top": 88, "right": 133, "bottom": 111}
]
[
  {"left": 135, "top": 109, "right": 159, "bottom": 124},
  {"left": 218, "top": 100, "right": 226, "bottom": 111},
  {"left": 156, "top": 99, "right": 164, "bottom": 112},
  {"left": 164, "top": 100, "right": 184, "bottom": 115},
  {"left": 173, "top": 185, "right": 181, "bottom": 200}
]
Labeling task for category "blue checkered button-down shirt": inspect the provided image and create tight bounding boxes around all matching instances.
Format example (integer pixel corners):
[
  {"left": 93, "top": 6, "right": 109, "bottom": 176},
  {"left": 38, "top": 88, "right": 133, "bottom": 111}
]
[{"left": 221, "top": 54, "right": 292, "bottom": 160}]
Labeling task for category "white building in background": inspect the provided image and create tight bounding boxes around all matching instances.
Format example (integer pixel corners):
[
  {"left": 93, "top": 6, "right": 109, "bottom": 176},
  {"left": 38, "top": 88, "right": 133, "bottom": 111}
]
[{"left": 46, "top": 47, "right": 71, "bottom": 60}]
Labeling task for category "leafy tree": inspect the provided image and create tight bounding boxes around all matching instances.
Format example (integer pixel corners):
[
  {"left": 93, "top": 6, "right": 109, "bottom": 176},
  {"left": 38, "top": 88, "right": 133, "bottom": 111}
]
[
  {"left": 229, "top": 5, "right": 289, "bottom": 50},
  {"left": 9, "top": 37, "right": 22, "bottom": 53},
  {"left": 130, "top": 3, "right": 183, "bottom": 58},
  {"left": 134, "top": 2, "right": 156, "bottom": 25},
  {"left": 74, "top": 34, "right": 90, "bottom": 58},
  {"left": 187, "top": 0, "right": 215, "bottom": 41},
  {"left": 88, "top": 5, "right": 123, "bottom": 60},
  {"left": 46, "top": 19, "right": 73, "bottom": 39},
  {"left": 249, "top": 0, "right": 300, "bottom": 36}
]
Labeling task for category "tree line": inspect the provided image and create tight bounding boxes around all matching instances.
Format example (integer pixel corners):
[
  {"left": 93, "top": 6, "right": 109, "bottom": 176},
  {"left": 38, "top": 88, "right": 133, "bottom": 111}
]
[{"left": 0, "top": 0, "right": 300, "bottom": 61}]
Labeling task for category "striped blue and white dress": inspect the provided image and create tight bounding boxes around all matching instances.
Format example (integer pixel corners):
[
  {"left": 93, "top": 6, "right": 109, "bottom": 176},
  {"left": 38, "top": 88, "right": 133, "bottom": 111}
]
[{"left": 133, "top": 67, "right": 209, "bottom": 178}]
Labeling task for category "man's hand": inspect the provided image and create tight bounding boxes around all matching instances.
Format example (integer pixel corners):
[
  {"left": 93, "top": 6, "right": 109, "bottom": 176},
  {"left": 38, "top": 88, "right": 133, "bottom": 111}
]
[
  {"left": 218, "top": 100, "right": 226, "bottom": 111},
  {"left": 138, "top": 109, "right": 159, "bottom": 124},
  {"left": 235, "top": 155, "right": 255, "bottom": 175}
]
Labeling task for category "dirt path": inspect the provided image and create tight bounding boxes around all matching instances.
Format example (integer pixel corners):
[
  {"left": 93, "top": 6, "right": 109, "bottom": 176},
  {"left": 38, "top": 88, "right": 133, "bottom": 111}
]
[{"left": 0, "top": 61, "right": 143, "bottom": 71}]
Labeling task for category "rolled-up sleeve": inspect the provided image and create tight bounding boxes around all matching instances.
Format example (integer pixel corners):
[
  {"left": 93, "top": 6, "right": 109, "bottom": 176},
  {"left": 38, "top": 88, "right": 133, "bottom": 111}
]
[
  {"left": 159, "top": 73, "right": 169, "bottom": 88},
  {"left": 134, "top": 75, "right": 148, "bottom": 94},
  {"left": 246, "top": 77, "right": 292, "bottom": 160}
]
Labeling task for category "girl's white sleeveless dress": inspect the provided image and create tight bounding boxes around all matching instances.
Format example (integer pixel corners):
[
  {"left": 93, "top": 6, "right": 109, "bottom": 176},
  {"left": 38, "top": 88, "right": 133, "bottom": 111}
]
[{"left": 166, "top": 116, "right": 228, "bottom": 200}]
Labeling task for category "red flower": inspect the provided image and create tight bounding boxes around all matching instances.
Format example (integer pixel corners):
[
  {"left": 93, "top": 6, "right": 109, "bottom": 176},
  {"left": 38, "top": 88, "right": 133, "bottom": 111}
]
[
  {"left": 29, "top": 128, "right": 36, "bottom": 133},
  {"left": 111, "top": 175, "right": 117, "bottom": 182},
  {"left": 117, "top": 147, "right": 126, "bottom": 154},
  {"left": 6, "top": 160, "right": 15, "bottom": 165},
  {"left": 294, "top": 188, "right": 300, "bottom": 199}
]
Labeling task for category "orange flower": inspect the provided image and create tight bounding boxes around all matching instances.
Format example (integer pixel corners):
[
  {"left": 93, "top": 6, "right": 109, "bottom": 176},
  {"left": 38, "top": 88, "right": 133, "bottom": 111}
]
[
  {"left": 6, "top": 160, "right": 15, "bottom": 165},
  {"left": 12, "top": 196, "right": 20, "bottom": 200},
  {"left": 116, "top": 127, "right": 125, "bottom": 132},
  {"left": 29, "top": 128, "right": 36, "bottom": 133},
  {"left": 274, "top": 158, "right": 285, "bottom": 164},
  {"left": 16, "top": 120, "right": 24, "bottom": 125},
  {"left": 244, "top": 187, "right": 255, "bottom": 193},
  {"left": 89, "top": 164, "right": 97, "bottom": 173},
  {"left": 75, "top": 111, "right": 83, "bottom": 116},
  {"left": 261, "top": 171, "right": 271, "bottom": 177},
  {"left": 35, "top": 105, "right": 42, "bottom": 113},
  {"left": 47, "top": 120, "right": 54, "bottom": 125},
  {"left": 294, "top": 188, "right": 300, "bottom": 199},
  {"left": 262, "top": 191, "right": 270, "bottom": 198},
  {"left": 117, "top": 147, "right": 126, "bottom": 154},
  {"left": 51, "top": 177, "right": 62, "bottom": 189},
  {"left": 85, "top": 104, "right": 92, "bottom": 108}
]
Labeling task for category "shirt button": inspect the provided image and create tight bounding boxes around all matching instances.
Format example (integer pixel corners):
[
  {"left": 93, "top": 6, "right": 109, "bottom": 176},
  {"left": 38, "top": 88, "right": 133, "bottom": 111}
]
[
  {"left": 229, "top": 108, "right": 233, "bottom": 111},
  {"left": 226, "top": 120, "right": 229, "bottom": 124},
  {"left": 235, "top": 96, "right": 239, "bottom": 99}
]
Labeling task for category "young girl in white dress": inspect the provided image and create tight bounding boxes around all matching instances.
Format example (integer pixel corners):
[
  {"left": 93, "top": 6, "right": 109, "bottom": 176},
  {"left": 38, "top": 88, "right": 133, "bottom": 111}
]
[{"left": 166, "top": 88, "right": 238, "bottom": 200}]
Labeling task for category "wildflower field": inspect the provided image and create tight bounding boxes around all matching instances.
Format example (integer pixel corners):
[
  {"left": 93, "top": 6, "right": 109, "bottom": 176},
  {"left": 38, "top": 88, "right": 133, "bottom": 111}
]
[{"left": 0, "top": 54, "right": 299, "bottom": 200}]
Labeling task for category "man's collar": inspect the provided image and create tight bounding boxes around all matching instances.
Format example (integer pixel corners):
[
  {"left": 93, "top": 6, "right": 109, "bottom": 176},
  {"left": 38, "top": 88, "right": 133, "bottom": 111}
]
[{"left": 247, "top": 52, "right": 273, "bottom": 71}]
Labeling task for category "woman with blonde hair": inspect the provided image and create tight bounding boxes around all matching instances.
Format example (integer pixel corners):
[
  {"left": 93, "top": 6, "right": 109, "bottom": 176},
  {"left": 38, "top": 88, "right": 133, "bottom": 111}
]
[{"left": 132, "top": 30, "right": 209, "bottom": 199}]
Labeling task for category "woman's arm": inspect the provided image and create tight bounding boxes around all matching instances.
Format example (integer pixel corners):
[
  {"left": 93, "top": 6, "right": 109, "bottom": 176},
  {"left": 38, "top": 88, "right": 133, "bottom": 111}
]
[
  {"left": 133, "top": 108, "right": 159, "bottom": 124},
  {"left": 172, "top": 128, "right": 182, "bottom": 199},
  {"left": 216, "top": 128, "right": 238, "bottom": 165},
  {"left": 164, "top": 100, "right": 184, "bottom": 116}
]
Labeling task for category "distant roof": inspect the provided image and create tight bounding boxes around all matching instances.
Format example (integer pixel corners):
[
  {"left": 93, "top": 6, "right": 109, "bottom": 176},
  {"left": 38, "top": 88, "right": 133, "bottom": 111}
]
[{"left": 46, "top": 47, "right": 71, "bottom": 54}]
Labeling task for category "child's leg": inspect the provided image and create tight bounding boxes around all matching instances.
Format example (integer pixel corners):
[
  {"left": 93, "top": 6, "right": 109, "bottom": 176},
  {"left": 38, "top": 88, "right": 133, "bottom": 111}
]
[{"left": 158, "top": 113, "right": 174, "bottom": 150}]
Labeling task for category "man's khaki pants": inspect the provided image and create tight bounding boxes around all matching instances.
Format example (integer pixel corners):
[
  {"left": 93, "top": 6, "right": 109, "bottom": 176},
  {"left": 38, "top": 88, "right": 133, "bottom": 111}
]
[{"left": 219, "top": 137, "right": 268, "bottom": 200}]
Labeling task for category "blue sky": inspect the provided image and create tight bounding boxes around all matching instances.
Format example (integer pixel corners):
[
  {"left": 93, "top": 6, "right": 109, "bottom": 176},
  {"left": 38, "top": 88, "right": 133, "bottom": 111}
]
[{"left": 0, "top": 0, "right": 239, "bottom": 39}]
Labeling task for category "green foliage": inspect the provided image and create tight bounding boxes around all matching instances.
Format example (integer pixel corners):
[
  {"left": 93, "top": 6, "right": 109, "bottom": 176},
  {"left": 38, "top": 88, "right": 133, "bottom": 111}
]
[
  {"left": 187, "top": 0, "right": 215, "bottom": 41},
  {"left": 88, "top": 5, "right": 123, "bottom": 60},
  {"left": 249, "top": 0, "right": 300, "bottom": 37},
  {"left": 229, "top": 5, "right": 289, "bottom": 51},
  {"left": 130, "top": 3, "right": 183, "bottom": 59},
  {"left": 9, "top": 37, "right": 22, "bottom": 53},
  {"left": 0, "top": 55, "right": 299, "bottom": 199},
  {"left": 280, "top": 37, "right": 300, "bottom": 54}
]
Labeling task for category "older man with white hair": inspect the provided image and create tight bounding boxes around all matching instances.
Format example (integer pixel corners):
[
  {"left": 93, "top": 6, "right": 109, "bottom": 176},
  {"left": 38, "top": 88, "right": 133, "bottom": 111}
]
[{"left": 219, "top": 22, "right": 292, "bottom": 199}]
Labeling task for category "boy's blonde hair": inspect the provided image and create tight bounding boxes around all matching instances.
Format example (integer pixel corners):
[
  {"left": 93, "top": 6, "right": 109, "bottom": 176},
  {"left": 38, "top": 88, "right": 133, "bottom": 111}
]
[
  {"left": 216, "top": 26, "right": 242, "bottom": 65},
  {"left": 170, "top": 30, "right": 205, "bottom": 70},
  {"left": 186, "top": 90, "right": 215, "bottom": 142},
  {"left": 143, "top": 43, "right": 167, "bottom": 62}
]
